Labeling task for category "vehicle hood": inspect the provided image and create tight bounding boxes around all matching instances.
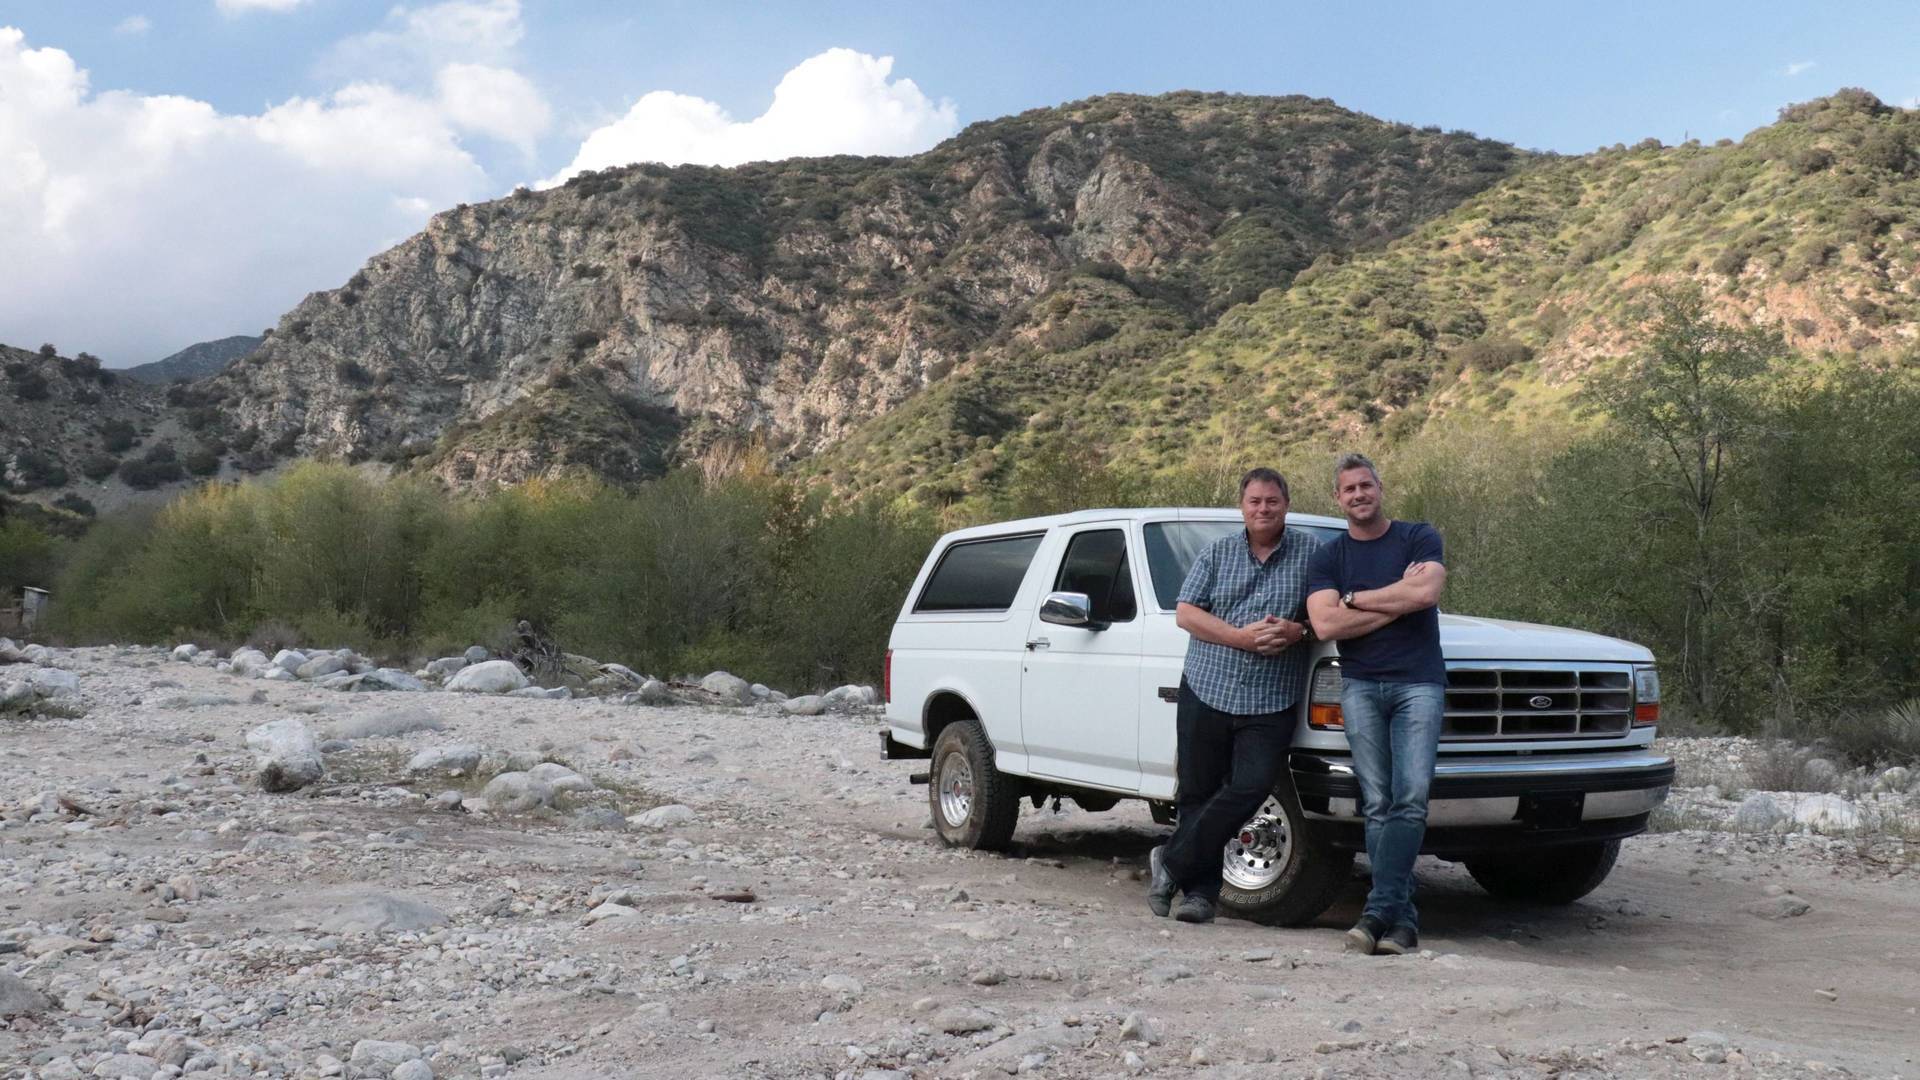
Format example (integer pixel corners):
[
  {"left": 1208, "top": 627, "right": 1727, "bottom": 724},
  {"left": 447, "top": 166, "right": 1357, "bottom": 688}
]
[{"left": 1437, "top": 614, "right": 1653, "bottom": 663}]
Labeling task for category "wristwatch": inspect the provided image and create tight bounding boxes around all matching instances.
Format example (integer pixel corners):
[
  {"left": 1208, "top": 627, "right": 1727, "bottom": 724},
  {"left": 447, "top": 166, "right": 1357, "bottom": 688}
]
[{"left": 1340, "top": 590, "right": 1356, "bottom": 609}]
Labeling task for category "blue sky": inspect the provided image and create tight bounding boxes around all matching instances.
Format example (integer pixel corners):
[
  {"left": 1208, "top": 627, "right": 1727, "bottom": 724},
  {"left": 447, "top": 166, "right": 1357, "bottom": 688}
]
[{"left": 3, "top": 0, "right": 1916, "bottom": 363}]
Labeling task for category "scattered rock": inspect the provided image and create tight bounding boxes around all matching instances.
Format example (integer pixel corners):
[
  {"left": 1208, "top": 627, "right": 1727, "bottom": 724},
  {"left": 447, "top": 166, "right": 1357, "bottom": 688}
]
[
  {"left": 631, "top": 803, "right": 695, "bottom": 829},
  {"left": 821, "top": 973, "right": 864, "bottom": 996},
  {"left": 573, "top": 807, "right": 626, "bottom": 831},
  {"left": 392, "top": 1061, "right": 434, "bottom": 1080},
  {"left": 346, "top": 668, "right": 430, "bottom": 693},
  {"left": 0, "top": 969, "right": 52, "bottom": 1015},
  {"left": 321, "top": 895, "right": 450, "bottom": 936},
  {"left": 528, "top": 761, "right": 594, "bottom": 792},
  {"left": 1747, "top": 893, "right": 1812, "bottom": 920},
  {"left": 934, "top": 1006, "right": 996, "bottom": 1034},
  {"left": 463, "top": 645, "right": 491, "bottom": 664},
  {"left": 170, "top": 643, "right": 199, "bottom": 662},
  {"left": 296, "top": 654, "right": 347, "bottom": 680},
  {"left": 1733, "top": 793, "right": 1785, "bottom": 832},
  {"left": 699, "top": 671, "right": 754, "bottom": 705},
  {"left": 1120, "top": 1012, "right": 1161, "bottom": 1045},
  {"left": 349, "top": 1040, "right": 423, "bottom": 1075},
  {"left": 408, "top": 744, "right": 485, "bottom": 775},
  {"left": 780, "top": 695, "right": 827, "bottom": 716},
  {"left": 447, "top": 660, "right": 531, "bottom": 694},
  {"left": 331, "top": 707, "right": 445, "bottom": 740}
]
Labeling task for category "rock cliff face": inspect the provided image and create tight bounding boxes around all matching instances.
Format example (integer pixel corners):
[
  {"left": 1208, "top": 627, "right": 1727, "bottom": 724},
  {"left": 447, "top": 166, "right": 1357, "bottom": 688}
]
[{"left": 204, "top": 92, "right": 1521, "bottom": 488}]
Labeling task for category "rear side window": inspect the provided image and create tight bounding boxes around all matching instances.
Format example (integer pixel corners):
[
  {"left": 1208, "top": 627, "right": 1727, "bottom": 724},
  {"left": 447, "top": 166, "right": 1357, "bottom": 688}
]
[{"left": 913, "top": 534, "right": 1044, "bottom": 612}]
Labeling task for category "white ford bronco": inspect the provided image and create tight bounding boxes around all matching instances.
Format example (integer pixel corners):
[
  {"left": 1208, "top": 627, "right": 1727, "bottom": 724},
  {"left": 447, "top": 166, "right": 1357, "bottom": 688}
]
[{"left": 881, "top": 508, "right": 1674, "bottom": 925}]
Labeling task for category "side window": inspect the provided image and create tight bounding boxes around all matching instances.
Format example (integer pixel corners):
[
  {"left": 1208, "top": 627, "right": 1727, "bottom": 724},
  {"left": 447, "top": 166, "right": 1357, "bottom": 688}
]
[
  {"left": 1051, "top": 529, "right": 1137, "bottom": 623},
  {"left": 913, "top": 534, "right": 1044, "bottom": 612}
]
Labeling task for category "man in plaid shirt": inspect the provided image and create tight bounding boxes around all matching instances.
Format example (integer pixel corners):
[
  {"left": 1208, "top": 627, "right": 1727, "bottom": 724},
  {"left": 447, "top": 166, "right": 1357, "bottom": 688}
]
[{"left": 1148, "top": 467, "right": 1316, "bottom": 923}]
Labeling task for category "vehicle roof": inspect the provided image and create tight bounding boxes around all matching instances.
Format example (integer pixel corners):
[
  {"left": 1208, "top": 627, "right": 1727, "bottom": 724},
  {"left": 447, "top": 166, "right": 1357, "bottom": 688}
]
[{"left": 933, "top": 508, "right": 1349, "bottom": 544}]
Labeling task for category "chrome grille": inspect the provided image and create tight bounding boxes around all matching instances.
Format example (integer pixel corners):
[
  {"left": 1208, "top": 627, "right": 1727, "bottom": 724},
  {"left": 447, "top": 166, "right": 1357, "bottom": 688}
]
[{"left": 1442, "top": 667, "right": 1632, "bottom": 740}]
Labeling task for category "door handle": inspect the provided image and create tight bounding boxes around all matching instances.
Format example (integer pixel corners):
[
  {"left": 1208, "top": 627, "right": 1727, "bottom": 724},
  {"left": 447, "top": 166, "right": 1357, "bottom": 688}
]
[{"left": 1025, "top": 638, "right": 1050, "bottom": 651}]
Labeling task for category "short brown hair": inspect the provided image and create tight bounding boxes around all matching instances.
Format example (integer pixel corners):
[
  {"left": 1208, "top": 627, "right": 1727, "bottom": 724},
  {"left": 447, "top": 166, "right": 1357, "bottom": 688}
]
[
  {"left": 1333, "top": 452, "right": 1378, "bottom": 489},
  {"left": 1239, "top": 467, "right": 1289, "bottom": 501}
]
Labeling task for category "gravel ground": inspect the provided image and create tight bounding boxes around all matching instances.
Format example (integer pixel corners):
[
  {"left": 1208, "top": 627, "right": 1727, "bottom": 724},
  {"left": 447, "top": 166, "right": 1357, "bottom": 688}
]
[{"left": 2, "top": 646, "right": 1916, "bottom": 1079}]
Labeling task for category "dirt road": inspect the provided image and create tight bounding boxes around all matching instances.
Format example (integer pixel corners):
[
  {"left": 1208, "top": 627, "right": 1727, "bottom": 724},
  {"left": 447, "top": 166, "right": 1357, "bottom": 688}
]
[{"left": 1, "top": 647, "right": 1914, "bottom": 1078}]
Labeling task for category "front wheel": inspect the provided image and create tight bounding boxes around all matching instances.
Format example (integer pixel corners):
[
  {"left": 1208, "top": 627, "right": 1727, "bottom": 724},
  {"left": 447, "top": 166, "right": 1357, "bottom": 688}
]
[
  {"left": 1466, "top": 839, "right": 1620, "bottom": 904},
  {"left": 1216, "top": 775, "right": 1353, "bottom": 926},
  {"left": 927, "top": 720, "right": 1021, "bottom": 851}
]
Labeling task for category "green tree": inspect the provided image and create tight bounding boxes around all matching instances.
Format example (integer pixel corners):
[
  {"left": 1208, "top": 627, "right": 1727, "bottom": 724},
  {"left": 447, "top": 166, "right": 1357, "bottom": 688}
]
[{"left": 1585, "top": 285, "right": 1787, "bottom": 724}]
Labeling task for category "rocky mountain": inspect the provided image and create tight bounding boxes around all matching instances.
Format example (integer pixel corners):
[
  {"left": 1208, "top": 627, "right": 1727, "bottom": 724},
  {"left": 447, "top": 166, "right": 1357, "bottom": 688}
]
[
  {"left": 13, "top": 89, "right": 1920, "bottom": 507},
  {"left": 124, "top": 335, "right": 264, "bottom": 385},
  {"left": 203, "top": 92, "right": 1522, "bottom": 489}
]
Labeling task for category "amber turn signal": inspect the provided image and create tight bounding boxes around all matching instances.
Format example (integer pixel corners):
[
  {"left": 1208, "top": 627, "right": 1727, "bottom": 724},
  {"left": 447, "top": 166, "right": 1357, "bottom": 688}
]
[
  {"left": 1309, "top": 703, "right": 1344, "bottom": 729},
  {"left": 1633, "top": 702, "right": 1659, "bottom": 726}
]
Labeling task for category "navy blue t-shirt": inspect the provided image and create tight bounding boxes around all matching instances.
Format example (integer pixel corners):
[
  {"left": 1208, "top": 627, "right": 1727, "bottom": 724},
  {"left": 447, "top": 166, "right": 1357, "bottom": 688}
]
[{"left": 1305, "top": 520, "right": 1446, "bottom": 685}]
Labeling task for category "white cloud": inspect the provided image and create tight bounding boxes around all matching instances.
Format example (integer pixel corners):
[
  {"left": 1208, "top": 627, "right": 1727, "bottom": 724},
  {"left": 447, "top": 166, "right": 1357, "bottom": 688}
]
[
  {"left": 216, "top": 0, "right": 308, "bottom": 14},
  {"left": 113, "top": 15, "right": 152, "bottom": 36},
  {"left": 1785, "top": 60, "right": 1817, "bottom": 77},
  {"left": 0, "top": 25, "right": 495, "bottom": 363},
  {"left": 323, "top": 0, "right": 524, "bottom": 80},
  {"left": 436, "top": 62, "right": 551, "bottom": 155},
  {"left": 544, "top": 47, "right": 958, "bottom": 186}
]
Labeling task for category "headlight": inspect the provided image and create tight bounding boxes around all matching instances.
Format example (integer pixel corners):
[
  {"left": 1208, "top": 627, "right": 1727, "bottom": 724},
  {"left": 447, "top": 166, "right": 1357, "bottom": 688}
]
[
  {"left": 1633, "top": 666, "right": 1660, "bottom": 726},
  {"left": 1309, "top": 661, "right": 1344, "bottom": 729}
]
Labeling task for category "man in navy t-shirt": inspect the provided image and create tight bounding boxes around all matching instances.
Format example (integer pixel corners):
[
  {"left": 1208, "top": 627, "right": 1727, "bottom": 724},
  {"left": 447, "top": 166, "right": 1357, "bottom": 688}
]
[{"left": 1305, "top": 452, "right": 1448, "bottom": 956}]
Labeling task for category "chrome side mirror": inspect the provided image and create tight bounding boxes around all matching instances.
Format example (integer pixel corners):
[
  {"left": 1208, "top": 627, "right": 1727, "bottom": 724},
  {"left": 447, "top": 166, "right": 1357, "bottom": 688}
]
[{"left": 1039, "top": 591, "right": 1107, "bottom": 630}]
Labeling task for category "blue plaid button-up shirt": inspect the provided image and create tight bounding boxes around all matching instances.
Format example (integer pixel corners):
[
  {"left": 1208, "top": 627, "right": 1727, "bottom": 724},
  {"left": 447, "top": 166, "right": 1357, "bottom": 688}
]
[{"left": 1176, "top": 527, "right": 1317, "bottom": 715}]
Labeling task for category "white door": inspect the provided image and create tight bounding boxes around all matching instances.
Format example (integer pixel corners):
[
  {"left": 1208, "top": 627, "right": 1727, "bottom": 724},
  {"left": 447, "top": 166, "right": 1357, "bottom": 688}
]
[{"left": 1020, "top": 526, "right": 1143, "bottom": 791}]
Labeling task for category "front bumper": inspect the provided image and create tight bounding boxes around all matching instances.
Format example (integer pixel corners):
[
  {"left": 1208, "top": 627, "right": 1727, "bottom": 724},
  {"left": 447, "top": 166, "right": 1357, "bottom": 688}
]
[{"left": 1291, "top": 749, "right": 1674, "bottom": 856}]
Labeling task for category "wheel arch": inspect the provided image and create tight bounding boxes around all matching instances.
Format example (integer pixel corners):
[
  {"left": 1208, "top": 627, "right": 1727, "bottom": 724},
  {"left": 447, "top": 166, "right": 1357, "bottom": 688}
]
[{"left": 924, "top": 689, "right": 987, "bottom": 753}]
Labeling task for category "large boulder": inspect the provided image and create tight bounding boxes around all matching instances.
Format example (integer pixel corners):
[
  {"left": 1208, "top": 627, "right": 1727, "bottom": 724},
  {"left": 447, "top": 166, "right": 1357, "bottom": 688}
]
[
  {"left": 245, "top": 718, "right": 324, "bottom": 792},
  {"left": 446, "top": 660, "right": 530, "bottom": 695},
  {"left": 823, "top": 684, "right": 880, "bottom": 711},
  {"left": 1733, "top": 793, "right": 1785, "bottom": 832},
  {"left": 407, "top": 745, "right": 485, "bottom": 775},
  {"left": 424, "top": 656, "right": 468, "bottom": 680},
  {"left": 528, "top": 762, "right": 593, "bottom": 793},
  {"left": 270, "top": 649, "right": 308, "bottom": 673},
  {"left": 170, "top": 643, "right": 199, "bottom": 662},
  {"left": 1791, "top": 794, "right": 1859, "bottom": 832},
  {"left": 463, "top": 645, "right": 490, "bottom": 664},
  {"left": 780, "top": 695, "right": 827, "bottom": 717},
  {"left": 699, "top": 671, "right": 754, "bottom": 705},
  {"left": 228, "top": 648, "right": 271, "bottom": 677},
  {"left": 295, "top": 655, "right": 347, "bottom": 680},
  {"left": 347, "top": 668, "right": 428, "bottom": 693},
  {"left": 24, "top": 668, "right": 78, "bottom": 699},
  {"left": 0, "top": 681, "right": 33, "bottom": 711},
  {"left": 481, "top": 772, "right": 554, "bottom": 812}
]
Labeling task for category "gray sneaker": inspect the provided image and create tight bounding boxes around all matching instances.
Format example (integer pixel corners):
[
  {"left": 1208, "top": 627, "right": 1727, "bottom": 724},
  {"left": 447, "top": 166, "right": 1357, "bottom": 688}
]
[
  {"left": 1375, "top": 924, "right": 1419, "bottom": 955},
  {"left": 1173, "top": 894, "right": 1216, "bottom": 924},
  {"left": 1147, "top": 846, "right": 1177, "bottom": 917}
]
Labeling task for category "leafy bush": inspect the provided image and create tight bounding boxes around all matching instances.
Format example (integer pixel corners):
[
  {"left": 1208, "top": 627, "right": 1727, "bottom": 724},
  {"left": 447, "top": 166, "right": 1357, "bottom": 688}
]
[
  {"left": 51, "top": 493, "right": 96, "bottom": 517},
  {"left": 79, "top": 454, "right": 119, "bottom": 481},
  {"left": 117, "top": 444, "right": 186, "bottom": 490},
  {"left": 10, "top": 369, "right": 49, "bottom": 402},
  {"left": 100, "top": 419, "right": 137, "bottom": 452},
  {"left": 11, "top": 451, "right": 68, "bottom": 491}
]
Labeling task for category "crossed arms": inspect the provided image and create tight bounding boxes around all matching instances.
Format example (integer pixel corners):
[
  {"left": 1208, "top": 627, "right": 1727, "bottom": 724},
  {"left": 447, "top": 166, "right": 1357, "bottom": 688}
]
[{"left": 1306, "top": 561, "right": 1447, "bottom": 642}]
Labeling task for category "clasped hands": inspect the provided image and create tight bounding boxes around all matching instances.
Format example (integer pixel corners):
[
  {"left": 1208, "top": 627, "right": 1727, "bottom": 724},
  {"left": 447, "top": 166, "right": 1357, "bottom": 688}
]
[{"left": 1241, "top": 615, "right": 1305, "bottom": 656}]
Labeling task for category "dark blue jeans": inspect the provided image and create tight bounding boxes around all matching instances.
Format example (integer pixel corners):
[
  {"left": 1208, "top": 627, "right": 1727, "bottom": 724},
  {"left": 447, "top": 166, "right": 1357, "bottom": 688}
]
[
  {"left": 1342, "top": 677, "right": 1445, "bottom": 931},
  {"left": 1161, "top": 680, "right": 1292, "bottom": 902}
]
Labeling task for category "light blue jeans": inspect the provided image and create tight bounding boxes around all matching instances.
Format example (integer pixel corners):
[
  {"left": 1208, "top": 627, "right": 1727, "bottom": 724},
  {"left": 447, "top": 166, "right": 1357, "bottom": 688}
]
[{"left": 1342, "top": 678, "right": 1445, "bottom": 931}]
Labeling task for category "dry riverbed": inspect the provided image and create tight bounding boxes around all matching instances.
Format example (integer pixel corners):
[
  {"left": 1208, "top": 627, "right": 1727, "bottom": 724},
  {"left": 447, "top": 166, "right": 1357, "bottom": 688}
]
[{"left": 2, "top": 646, "right": 1917, "bottom": 1079}]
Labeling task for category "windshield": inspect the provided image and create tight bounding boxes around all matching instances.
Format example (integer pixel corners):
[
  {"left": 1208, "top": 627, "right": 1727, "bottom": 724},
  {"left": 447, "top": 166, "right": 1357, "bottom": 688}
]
[{"left": 1142, "top": 520, "right": 1344, "bottom": 610}]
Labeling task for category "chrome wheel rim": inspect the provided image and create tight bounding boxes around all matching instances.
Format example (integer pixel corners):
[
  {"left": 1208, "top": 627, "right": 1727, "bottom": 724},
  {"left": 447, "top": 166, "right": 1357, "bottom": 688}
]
[
  {"left": 1222, "top": 794, "right": 1293, "bottom": 891},
  {"left": 937, "top": 751, "right": 975, "bottom": 827}
]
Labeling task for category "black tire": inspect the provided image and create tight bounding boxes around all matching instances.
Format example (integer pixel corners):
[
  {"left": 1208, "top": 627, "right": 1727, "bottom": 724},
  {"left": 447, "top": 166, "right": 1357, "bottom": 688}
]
[
  {"left": 1216, "top": 773, "right": 1354, "bottom": 926},
  {"left": 928, "top": 720, "right": 1021, "bottom": 851},
  {"left": 1466, "top": 839, "right": 1621, "bottom": 905}
]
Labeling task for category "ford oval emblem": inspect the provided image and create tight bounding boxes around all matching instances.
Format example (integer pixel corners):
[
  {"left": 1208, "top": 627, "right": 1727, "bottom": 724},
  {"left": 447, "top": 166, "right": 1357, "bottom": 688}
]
[{"left": 1528, "top": 695, "right": 1554, "bottom": 709}]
